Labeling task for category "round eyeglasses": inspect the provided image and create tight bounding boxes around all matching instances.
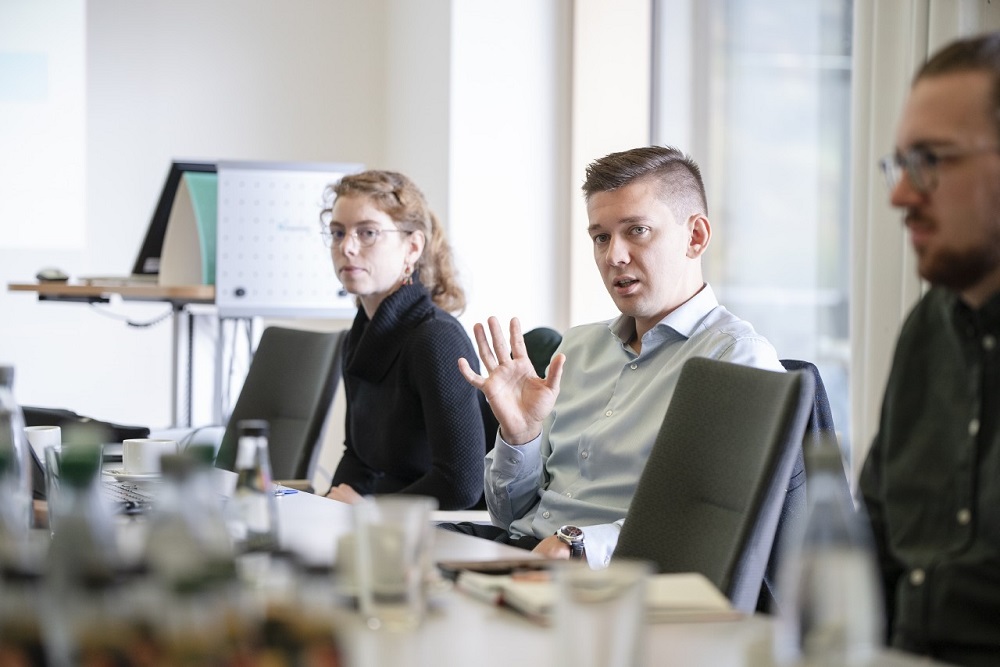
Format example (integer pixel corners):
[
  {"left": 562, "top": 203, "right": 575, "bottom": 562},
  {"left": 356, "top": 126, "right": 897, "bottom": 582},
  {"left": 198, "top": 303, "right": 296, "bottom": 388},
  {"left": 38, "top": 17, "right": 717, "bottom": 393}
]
[
  {"left": 320, "top": 225, "right": 410, "bottom": 248},
  {"left": 879, "top": 144, "right": 1000, "bottom": 194}
]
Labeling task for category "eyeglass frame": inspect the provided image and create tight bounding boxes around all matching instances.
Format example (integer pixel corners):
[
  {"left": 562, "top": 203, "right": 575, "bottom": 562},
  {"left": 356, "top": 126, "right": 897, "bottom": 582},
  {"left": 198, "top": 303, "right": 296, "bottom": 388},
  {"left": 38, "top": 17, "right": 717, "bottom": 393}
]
[
  {"left": 878, "top": 143, "right": 1000, "bottom": 194},
  {"left": 319, "top": 222, "right": 412, "bottom": 248}
]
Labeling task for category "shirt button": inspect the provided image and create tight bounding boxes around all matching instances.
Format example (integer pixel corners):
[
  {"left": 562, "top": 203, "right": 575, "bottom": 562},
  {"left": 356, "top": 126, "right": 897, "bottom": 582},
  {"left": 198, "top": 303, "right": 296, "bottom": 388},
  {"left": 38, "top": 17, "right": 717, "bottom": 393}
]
[
  {"left": 581, "top": 451, "right": 589, "bottom": 459},
  {"left": 508, "top": 457, "right": 518, "bottom": 464},
  {"left": 957, "top": 508, "right": 972, "bottom": 525},
  {"left": 630, "top": 363, "right": 638, "bottom": 370},
  {"left": 542, "top": 511, "right": 550, "bottom": 519},
  {"left": 605, "top": 410, "right": 613, "bottom": 417},
  {"left": 969, "top": 419, "right": 980, "bottom": 437},
  {"left": 565, "top": 492, "right": 572, "bottom": 498},
  {"left": 909, "top": 569, "right": 925, "bottom": 586},
  {"left": 984, "top": 335, "right": 997, "bottom": 351}
]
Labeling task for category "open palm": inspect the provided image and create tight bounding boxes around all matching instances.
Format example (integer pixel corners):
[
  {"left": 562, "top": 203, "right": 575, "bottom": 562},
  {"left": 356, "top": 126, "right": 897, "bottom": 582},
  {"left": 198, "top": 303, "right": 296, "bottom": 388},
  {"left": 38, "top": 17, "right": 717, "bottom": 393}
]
[{"left": 458, "top": 316, "right": 564, "bottom": 445}]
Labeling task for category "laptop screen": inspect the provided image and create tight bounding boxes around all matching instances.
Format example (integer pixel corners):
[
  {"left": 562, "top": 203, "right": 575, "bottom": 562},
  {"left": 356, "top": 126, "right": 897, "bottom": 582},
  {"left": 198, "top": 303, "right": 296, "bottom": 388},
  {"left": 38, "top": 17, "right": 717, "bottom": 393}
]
[{"left": 131, "top": 160, "right": 217, "bottom": 277}]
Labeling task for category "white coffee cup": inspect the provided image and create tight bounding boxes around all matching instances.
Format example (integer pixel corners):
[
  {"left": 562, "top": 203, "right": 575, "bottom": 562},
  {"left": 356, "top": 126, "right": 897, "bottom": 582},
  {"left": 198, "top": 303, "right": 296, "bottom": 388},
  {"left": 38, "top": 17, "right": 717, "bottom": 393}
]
[
  {"left": 25, "top": 425, "right": 62, "bottom": 457},
  {"left": 122, "top": 438, "right": 179, "bottom": 475}
]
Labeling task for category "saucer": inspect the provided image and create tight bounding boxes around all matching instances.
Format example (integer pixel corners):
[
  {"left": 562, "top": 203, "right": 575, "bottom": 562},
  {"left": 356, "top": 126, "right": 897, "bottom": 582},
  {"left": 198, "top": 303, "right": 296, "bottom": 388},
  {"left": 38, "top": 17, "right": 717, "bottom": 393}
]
[{"left": 102, "top": 468, "right": 163, "bottom": 484}]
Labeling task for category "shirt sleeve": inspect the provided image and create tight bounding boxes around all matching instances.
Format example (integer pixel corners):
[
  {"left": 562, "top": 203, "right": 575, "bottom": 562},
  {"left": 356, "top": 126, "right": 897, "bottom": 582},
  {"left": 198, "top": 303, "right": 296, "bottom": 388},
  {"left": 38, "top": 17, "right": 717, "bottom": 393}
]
[
  {"left": 330, "top": 427, "right": 379, "bottom": 495},
  {"left": 718, "top": 335, "right": 784, "bottom": 372},
  {"left": 485, "top": 433, "right": 545, "bottom": 527}
]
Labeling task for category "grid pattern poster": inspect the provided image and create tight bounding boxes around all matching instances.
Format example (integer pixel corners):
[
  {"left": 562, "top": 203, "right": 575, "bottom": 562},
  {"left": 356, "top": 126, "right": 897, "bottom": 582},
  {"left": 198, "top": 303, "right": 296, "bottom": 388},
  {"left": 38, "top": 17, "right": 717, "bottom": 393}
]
[{"left": 216, "top": 161, "right": 362, "bottom": 318}]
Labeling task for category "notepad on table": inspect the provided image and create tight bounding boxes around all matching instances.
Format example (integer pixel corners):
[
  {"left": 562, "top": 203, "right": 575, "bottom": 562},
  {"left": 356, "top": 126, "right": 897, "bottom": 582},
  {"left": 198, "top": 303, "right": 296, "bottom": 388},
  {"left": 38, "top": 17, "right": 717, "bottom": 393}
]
[{"left": 456, "top": 570, "right": 742, "bottom": 624}]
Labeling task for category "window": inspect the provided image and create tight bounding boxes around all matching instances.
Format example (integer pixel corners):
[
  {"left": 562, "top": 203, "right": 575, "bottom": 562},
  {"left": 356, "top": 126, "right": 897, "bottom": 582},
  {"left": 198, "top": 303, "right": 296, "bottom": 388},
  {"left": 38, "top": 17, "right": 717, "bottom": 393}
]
[{"left": 653, "top": 0, "right": 854, "bottom": 461}]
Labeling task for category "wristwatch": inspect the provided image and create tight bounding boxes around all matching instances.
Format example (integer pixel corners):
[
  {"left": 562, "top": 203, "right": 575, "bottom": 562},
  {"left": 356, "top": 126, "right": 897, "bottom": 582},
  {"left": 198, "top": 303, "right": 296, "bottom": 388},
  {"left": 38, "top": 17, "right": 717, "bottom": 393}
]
[{"left": 556, "top": 525, "right": 585, "bottom": 559}]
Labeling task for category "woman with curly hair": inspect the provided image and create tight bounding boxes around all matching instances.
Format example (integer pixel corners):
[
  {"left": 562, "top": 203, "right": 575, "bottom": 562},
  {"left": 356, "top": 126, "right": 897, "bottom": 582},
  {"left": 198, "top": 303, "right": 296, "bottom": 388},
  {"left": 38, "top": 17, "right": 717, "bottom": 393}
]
[{"left": 320, "top": 170, "right": 484, "bottom": 510}]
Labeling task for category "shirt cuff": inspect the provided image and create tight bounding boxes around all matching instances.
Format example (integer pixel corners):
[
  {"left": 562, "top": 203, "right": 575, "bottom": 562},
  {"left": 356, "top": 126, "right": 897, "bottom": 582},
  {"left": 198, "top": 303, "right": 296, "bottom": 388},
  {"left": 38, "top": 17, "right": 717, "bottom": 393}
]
[
  {"left": 490, "top": 432, "right": 542, "bottom": 477},
  {"left": 581, "top": 522, "right": 622, "bottom": 569}
]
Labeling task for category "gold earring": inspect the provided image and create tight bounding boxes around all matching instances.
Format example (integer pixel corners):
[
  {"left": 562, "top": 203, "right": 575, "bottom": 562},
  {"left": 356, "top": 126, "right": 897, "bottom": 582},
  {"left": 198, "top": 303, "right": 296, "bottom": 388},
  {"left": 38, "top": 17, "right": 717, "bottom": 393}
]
[{"left": 402, "top": 266, "right": 413, "bottom": 286}]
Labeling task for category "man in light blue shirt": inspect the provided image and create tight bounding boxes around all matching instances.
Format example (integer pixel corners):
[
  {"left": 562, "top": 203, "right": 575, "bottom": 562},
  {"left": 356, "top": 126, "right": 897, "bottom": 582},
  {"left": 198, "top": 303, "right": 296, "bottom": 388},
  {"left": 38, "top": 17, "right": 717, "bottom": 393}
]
[{"left": 456, "top": 145, "right": 783, "bottom": 568}]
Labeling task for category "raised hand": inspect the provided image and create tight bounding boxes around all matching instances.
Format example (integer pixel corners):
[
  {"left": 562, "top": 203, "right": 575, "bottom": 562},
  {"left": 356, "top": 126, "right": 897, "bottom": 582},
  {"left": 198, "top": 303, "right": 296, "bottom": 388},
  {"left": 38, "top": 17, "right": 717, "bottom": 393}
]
[{"left": 458, "top": 316, "right": 564, "bottom": 446}]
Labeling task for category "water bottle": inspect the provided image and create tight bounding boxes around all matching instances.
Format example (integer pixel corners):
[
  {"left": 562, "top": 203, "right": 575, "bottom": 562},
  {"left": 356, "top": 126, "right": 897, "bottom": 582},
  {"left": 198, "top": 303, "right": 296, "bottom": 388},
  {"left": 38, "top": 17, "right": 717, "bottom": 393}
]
[
  {"left": 44, "top": 443, "right": 127, "bottom": 665},
  {"left": 0, "top": 366, "right": 33, "bottom": 536},
  {"left": 140, "top": 452, "right": 238, "bottom": 662},
  {"left": 186, "top": 443, "right": 238, "bottom": 572},
  {"left": 229, "top": 419, "right": 279, "bottom": 553},
  {"left": 774, "top": 440, "right": 884, "bottom": 666},
  {"left": 0, "top": 446, "right": 45, "bottom": 663},
  {"left": 144, "top": 453, "right": 230, "bottom": 588}
]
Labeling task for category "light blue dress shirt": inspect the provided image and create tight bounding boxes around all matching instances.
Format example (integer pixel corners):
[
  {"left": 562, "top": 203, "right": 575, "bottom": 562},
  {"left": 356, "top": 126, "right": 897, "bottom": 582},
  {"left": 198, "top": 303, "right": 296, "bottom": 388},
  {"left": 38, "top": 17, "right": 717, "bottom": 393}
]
[{"left": 484, "top": 284, "right": 783, "bottom": 568}]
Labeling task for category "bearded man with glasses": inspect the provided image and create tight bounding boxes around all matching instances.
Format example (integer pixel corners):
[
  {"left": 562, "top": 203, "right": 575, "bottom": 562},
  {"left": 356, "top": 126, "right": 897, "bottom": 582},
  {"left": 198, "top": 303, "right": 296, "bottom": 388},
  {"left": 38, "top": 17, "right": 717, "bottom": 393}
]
[{"left": 861, "top": 32, "right": 1000, "bottom": 667}]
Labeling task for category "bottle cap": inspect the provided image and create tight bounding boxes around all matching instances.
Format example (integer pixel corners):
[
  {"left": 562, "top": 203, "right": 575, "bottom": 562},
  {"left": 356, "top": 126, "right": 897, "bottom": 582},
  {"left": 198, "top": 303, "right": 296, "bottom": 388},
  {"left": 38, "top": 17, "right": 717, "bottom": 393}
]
[
  {"left": 160, "top": 453, "right": 196, "bottom": 481},
  {"left": 237, "top": 419, "right": 269, "bottom": 438},
  {"left": 59, "top": 443, "right": 103, "bottom": 487},
  {"left": 0, "top": 447, "right": 12, "bottom": 475},
  {"left": 186, "top": 443, "right": 216, "bottom": 466},
  {"left": 804, "top": 436, "right": 848, "bottom": 476},
  {"left": 0, "top": 366, "right": 13, "bottom": 388}
]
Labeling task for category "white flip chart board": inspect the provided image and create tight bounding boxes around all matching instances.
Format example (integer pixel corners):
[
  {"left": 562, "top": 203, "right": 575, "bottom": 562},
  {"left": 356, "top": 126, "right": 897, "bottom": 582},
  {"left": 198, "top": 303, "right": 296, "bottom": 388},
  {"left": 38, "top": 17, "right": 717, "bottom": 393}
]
[{"left": 215, "top": 161, "right": 363, "bottom": 318}]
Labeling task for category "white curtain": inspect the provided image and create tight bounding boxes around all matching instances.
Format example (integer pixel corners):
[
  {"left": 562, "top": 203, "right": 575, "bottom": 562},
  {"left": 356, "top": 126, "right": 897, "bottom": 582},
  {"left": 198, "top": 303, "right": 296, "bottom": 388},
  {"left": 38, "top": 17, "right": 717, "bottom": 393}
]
[{"left": 849, "top": 0, "right": 1000, "bottom": 484}]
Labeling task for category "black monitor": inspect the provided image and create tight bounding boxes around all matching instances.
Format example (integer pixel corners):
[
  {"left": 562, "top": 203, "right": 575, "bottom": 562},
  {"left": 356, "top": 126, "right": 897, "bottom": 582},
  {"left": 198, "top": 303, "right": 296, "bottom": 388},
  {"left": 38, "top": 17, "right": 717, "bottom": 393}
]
[{"left": 131, "top": 160, "right": 216, "bottom": 276}]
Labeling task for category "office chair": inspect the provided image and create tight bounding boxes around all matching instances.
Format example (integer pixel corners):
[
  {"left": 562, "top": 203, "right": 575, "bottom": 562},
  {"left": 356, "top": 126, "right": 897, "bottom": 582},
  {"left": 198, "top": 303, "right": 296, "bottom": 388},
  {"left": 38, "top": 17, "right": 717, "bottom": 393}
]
[
  {"left": 213, "top": 326, "right": 347, "bottom": 488},
  {"left": 614, "top": 357, "right": 814, "bottom": 613},
  {"left": 752, "top": 359, "right": 842, "bottom": 612}
]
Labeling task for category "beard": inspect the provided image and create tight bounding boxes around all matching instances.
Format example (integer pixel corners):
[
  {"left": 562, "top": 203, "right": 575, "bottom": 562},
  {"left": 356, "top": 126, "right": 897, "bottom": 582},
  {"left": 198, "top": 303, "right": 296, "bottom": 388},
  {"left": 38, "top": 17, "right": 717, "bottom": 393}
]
[{"left": 916, "top": 236, "right": 1000, "bottom": 292}]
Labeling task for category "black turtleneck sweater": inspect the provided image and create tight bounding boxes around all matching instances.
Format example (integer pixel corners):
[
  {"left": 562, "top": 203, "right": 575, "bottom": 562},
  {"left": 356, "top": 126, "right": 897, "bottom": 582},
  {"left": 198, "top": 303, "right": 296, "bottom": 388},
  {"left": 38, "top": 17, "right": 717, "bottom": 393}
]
[{"left": 331, "top": 281, "right": 485, "bottom": 510}]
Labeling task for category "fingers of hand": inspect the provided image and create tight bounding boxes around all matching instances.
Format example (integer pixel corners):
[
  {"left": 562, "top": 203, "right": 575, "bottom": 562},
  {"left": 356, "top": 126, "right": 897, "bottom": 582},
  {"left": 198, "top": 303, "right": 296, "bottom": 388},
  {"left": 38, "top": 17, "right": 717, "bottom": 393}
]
[
  {"left": 545, "top": 353, "right": 566, "bottom": 393},
  {"left": 458, "top": 357, "right": 485, "bottom": 388},
  {"left": 487, "top": 316, "right": 510, "bottom": 363},
  {"left": 473, "top": 321, "right": 499, "bottom": 370},
  {"left": 507, "top": 316, "right": 531, "bottom": 365}
]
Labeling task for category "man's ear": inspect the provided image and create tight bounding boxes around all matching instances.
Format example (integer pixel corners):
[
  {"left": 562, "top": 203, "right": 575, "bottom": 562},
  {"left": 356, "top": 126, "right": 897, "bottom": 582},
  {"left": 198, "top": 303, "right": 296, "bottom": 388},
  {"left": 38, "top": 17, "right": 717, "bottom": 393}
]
[{"left": 686, "top": 214, "right": 711, "bottom": 259}]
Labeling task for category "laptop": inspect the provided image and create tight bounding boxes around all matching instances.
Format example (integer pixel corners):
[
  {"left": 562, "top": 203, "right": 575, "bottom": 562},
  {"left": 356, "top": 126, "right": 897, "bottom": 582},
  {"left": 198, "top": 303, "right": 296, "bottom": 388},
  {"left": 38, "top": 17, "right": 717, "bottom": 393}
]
[
  {"left": 81, "top": 160, "right": 217, "bottom": 287},
  {"left": 26, "top": 437, "right": 156, "bottom": 513}
]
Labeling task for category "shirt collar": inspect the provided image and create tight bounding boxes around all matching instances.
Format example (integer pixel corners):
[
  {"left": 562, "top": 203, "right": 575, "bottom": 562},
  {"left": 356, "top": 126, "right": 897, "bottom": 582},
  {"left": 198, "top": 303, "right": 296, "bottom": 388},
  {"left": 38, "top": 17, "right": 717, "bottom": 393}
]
[
  {"left": 608, "top": 283, "right": 718, "bottom": 347},
  {"left": 951, "top": 288, "right": 1000, "bottom": 338}
]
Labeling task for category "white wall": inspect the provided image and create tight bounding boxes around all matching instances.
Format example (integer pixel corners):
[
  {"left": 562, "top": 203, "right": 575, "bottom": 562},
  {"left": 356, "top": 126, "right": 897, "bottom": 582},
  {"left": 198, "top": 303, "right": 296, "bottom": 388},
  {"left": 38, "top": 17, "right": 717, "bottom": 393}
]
[
  {"left": 569, "top": 1, "right": 652, "bottom": 326},
  {"left": 1, "top": 0, "right": 574, "bottom": 432},
  {"left": 2, "top": 0, "right": 389, "bottom": 427},
  {"left": 448, "top": 1, "right": 571, "bottom": 333}
]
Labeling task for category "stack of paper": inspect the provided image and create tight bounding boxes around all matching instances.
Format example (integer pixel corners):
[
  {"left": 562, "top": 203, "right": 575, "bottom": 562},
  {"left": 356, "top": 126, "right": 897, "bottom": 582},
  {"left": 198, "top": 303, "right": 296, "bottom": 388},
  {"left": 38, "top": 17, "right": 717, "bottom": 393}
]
[{"left": 456, "top": 570, "right": 742, "bottom": 624}]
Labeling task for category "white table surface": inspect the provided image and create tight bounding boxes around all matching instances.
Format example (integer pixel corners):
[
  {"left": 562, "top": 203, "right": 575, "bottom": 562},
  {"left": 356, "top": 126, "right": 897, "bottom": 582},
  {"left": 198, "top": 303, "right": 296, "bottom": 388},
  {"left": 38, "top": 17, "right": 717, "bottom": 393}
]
[{"left": 272, "top": 490, "right": 944, "bottom": 667}]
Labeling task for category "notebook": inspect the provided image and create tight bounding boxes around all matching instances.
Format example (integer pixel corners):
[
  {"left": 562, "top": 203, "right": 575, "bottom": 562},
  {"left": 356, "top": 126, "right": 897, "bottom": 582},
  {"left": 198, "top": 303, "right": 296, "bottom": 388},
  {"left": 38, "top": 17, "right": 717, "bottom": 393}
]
[{"left": 454, "top": 570, "right": 742, "bottom": 625}]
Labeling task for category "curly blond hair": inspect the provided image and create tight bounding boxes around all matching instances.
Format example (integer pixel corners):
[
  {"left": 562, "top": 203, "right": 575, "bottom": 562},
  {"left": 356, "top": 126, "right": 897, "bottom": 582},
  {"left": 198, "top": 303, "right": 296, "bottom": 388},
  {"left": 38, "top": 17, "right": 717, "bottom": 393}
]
[{"left": 321, "top": 170, "right": 466, "bottom": 314}]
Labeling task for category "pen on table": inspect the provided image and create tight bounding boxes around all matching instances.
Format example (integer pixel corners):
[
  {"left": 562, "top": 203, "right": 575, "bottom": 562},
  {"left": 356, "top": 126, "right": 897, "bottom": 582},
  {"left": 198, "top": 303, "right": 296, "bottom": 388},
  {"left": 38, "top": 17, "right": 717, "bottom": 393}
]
[{"left": 274, "top": 486, "right": 299, "bottom": 496}]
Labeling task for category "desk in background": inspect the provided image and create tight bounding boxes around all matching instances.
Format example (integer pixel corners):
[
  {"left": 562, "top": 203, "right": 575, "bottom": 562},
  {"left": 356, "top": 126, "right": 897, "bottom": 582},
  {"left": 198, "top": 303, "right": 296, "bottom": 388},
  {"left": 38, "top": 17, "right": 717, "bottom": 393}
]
[{"left": 8, "top": 281, "right": 221, "bottom": 427}]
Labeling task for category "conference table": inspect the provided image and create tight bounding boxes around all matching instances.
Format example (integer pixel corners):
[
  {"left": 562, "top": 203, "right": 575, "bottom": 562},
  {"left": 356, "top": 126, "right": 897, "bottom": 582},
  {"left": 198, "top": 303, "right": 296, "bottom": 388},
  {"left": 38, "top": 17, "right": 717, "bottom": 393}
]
[{"left": 265, "top": 490, "right": 944, "bottom": 667}]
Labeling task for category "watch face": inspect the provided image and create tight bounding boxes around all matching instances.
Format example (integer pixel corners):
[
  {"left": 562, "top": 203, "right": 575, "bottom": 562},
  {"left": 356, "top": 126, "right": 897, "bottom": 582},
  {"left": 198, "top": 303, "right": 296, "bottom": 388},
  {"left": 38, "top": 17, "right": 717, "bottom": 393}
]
[{"left": 560, "top": 525, "right": 584, "bottom": 541}]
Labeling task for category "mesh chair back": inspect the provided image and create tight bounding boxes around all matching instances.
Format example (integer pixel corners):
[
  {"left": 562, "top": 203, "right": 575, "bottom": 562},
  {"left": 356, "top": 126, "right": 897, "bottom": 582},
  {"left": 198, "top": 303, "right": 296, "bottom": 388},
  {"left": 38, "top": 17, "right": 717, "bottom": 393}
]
[{"left": 614, "top": 357, "right": 814, "bottom": 612}]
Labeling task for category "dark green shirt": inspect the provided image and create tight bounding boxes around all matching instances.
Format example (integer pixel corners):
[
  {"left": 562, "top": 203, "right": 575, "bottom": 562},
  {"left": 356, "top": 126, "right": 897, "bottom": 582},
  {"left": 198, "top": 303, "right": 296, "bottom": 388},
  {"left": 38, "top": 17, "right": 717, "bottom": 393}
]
[{"left": 860, "top": 286, "right": 1000, "bottom": 662}]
